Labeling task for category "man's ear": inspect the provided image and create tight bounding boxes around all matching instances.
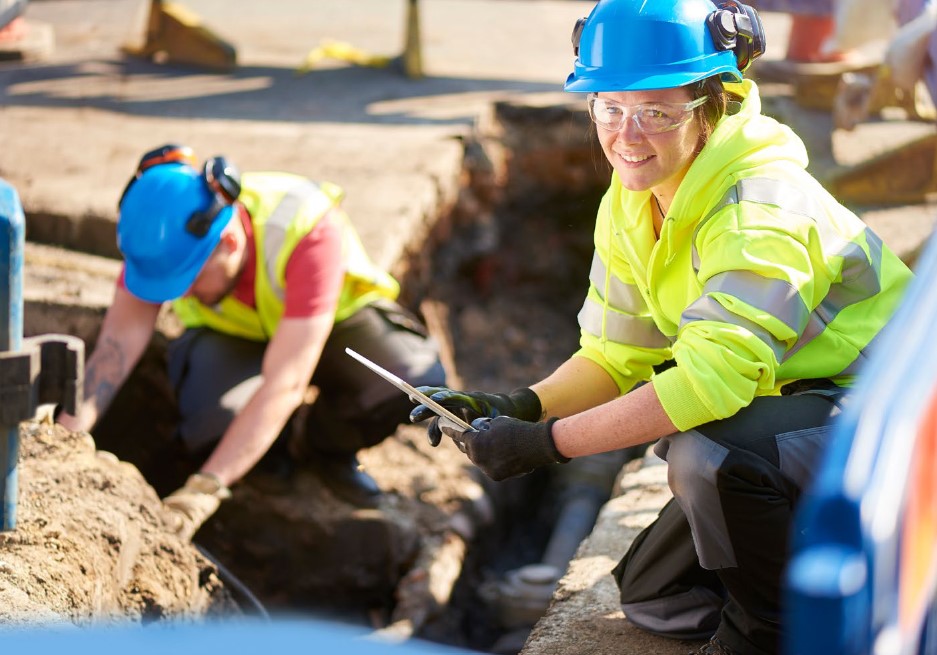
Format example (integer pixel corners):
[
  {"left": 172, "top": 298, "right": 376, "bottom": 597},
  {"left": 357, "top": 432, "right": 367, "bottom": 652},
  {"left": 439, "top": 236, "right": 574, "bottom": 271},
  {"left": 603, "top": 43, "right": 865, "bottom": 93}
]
[{"left": 218, "top": 226, "right": 239, "bottom": 253}]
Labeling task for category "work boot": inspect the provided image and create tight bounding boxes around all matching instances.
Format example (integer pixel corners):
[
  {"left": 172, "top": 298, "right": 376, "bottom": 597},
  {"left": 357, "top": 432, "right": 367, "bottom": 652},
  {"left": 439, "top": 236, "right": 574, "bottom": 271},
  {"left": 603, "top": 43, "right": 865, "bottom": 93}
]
[
  {"left": 307, "top": 453, "right": 382, "bottom": 509},
  {"left": 690, "top": 637, "right": 736, "bottom": 655}
]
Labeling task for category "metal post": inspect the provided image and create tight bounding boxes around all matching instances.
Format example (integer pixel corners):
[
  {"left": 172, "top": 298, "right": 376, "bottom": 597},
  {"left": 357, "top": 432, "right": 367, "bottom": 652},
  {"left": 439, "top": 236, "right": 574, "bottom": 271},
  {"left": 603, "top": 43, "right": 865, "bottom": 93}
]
[
  {"left": 403, "top": 0, "right": 423, "bottom": 79},
  {"left": 0, "top": 177, "right": 24, "bottom": 530}
]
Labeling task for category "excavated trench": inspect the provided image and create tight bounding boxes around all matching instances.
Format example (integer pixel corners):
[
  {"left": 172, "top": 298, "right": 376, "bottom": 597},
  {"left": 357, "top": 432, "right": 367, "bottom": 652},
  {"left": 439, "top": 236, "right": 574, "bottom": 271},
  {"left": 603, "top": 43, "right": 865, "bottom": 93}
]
[{"left": 26, "top": 101, "right": 635, "bottom": 653}]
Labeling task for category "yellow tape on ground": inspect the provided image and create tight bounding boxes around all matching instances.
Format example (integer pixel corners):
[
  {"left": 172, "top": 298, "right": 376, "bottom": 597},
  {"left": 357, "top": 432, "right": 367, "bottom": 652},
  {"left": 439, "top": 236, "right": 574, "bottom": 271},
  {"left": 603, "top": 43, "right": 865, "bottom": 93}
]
[{"left": 297, "top": 40, "right": 391, "bottom": 74}]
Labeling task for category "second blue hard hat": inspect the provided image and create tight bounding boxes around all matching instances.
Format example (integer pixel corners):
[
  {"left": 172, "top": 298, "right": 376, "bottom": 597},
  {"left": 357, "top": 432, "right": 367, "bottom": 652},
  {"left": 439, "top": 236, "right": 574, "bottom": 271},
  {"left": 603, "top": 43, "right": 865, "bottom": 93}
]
[
  {"left": 117, "top": 162, "right": 235, "bottom": 303},
  {"left": 564, "top": 0, "right": 750, "bottom": 92}
]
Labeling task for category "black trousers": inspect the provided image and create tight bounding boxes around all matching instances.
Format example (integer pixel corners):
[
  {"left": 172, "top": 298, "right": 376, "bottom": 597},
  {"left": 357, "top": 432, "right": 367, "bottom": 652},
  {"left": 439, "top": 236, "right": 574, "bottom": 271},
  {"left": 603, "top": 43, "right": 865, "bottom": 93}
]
[
  {"left": 167, "top": 300, "right": 447, "bottom": 459},
  {"left": 612, "top": 384, "right": 846, "bottom": 655}
]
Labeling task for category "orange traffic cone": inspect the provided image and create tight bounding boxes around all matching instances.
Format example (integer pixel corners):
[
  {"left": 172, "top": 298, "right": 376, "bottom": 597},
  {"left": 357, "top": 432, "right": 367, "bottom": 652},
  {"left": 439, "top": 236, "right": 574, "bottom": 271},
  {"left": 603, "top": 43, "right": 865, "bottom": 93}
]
[{"left": 786, "top": 13, "right": 847, "bottom": 63}]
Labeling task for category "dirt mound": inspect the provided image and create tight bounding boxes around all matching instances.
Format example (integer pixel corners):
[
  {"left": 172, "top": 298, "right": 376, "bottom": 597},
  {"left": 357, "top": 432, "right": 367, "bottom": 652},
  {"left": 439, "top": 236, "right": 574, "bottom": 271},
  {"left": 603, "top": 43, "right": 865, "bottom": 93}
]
[{"left": 0, "top": 419, "right": 237, "bottom": 627}]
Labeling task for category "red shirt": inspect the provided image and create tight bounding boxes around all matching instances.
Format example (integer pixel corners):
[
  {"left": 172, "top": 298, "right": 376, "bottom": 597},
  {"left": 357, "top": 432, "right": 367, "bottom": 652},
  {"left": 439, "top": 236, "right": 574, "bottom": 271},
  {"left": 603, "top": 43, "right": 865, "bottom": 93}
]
[{"left": 119, "top": 204, "right": 345, "bottom": 319}]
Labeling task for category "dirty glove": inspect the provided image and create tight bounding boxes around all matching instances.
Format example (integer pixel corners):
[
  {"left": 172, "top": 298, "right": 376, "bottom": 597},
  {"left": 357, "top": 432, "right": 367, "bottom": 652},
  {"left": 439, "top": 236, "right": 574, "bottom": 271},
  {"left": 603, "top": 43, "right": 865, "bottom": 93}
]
[
  {"left": 442, "top": 416, "right": 569, "bottom": 481},
  {"left": 161, "top": 472, "right": 232, "bottom": 542},
  {"left": 409, "top": 386, "right": 542, "bottom": 447}
]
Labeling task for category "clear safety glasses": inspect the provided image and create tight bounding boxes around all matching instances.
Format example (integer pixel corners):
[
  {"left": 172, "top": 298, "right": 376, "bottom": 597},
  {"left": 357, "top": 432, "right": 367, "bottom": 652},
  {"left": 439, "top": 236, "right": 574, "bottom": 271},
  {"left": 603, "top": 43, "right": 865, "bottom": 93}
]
[{"left": 587, "top": 94, "right": 709, "bottom": 135}]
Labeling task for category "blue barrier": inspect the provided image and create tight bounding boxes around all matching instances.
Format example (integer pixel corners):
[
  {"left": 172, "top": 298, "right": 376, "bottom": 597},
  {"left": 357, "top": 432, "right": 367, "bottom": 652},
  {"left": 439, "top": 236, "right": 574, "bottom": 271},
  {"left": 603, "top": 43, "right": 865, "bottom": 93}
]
[
  {"left": 0, "top": 177, "right": 25, "bottom": 531},
  {"left": 786, "top": 231, "right": 937, "bottom": 655}
]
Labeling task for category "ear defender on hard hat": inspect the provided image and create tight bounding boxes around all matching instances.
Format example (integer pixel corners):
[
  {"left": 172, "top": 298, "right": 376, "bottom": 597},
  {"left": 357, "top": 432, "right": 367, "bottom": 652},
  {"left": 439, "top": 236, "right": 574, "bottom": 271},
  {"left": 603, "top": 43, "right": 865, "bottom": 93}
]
[
  {"left": 706, "top": 1, "right": 766, "bottom": 73},
  {"left": 187, "top": 156, "right": 243, "bottom": 237},
  {"left": 571, "top": 16, "right": 587, "bottom": 58},
  {"left": 116, "top": 145, "right": 242, "bottom": 303},
  {"left": 565, "top": 0, "right": 765, "bottom": 92},
  {"left": 118, "top": 144, "right": 242, "bottom": 238}
]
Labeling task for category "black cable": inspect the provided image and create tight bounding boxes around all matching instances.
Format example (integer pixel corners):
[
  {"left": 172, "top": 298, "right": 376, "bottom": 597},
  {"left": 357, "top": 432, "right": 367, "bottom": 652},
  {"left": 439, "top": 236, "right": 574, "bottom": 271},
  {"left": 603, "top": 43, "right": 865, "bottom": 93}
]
[{"left": 195, "top": 543, "right": 270, "bottom": 620}]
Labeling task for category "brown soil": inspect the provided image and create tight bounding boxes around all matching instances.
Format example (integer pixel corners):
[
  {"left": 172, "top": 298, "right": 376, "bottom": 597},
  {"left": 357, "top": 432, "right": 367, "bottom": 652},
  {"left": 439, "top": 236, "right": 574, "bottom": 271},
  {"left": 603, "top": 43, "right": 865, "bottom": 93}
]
[
  {"left": 0, "top": 190, "right": 594, "bottom": 647},
  {"left": 0, "top": 419, "right": 238, "bottom": 626}
]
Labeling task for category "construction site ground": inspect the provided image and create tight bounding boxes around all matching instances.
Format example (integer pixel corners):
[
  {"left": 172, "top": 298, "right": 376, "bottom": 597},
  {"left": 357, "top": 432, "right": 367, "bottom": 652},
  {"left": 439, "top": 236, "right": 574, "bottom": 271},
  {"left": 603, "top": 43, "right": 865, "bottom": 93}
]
[{"left": 2, "top": 2, "right": 935, "bottom": 654}]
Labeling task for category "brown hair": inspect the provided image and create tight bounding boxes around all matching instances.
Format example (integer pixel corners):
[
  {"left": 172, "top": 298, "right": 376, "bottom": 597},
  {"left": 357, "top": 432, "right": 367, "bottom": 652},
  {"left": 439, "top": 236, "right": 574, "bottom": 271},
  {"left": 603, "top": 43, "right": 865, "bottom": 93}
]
[{"left": 691, "top": 76, "right": 745, "bottom": 145}]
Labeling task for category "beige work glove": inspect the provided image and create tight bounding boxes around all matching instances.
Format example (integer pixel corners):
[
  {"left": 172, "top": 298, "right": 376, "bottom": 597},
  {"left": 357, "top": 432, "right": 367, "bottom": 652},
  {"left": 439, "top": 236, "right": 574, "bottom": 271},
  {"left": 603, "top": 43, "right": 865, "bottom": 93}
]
[{"left": 161, "top": 473, "right": 232, "bottom": 542}]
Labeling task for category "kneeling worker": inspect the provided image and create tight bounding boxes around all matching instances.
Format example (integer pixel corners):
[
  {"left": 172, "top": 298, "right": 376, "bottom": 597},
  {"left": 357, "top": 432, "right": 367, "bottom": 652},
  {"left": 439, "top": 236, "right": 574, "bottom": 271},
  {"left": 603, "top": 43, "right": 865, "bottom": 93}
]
[{"left": 58, "top": 144, "right": 446, "bottom": 540}]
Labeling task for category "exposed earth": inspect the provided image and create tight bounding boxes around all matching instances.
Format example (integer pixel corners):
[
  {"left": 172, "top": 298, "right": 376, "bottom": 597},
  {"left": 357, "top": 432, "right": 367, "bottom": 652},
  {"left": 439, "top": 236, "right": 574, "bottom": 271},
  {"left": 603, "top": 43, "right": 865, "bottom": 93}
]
[{"left": 2, "top": 117, "right": 605, "bottom": 651}]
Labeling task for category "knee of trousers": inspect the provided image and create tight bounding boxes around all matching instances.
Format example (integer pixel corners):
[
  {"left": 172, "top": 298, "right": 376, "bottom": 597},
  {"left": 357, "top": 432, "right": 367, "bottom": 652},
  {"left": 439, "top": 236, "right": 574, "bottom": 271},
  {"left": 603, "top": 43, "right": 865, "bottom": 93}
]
[{"left": 654, "top": 431, "right": 737, "bottom": 570}]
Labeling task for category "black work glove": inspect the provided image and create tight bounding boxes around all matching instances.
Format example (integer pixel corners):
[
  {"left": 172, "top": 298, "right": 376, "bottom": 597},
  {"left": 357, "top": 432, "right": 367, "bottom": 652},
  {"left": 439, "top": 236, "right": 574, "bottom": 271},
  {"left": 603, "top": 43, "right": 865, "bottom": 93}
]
[
  {"left": 441, "top": 416, "right": 569, "bottom": 481},
  {"left": 409, "top": 386, "right": 542, "bottom": 447}
]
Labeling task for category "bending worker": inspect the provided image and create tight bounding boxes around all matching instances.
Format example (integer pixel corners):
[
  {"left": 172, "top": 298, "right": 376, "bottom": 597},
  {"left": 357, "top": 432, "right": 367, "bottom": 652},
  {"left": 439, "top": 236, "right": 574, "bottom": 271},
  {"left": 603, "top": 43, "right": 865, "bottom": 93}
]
[
  {"left": 410, "top": 2, "right": 913, "bottom": 654},
  {"left": 58, "top": 144, "right": 445, "bottom": 539}
]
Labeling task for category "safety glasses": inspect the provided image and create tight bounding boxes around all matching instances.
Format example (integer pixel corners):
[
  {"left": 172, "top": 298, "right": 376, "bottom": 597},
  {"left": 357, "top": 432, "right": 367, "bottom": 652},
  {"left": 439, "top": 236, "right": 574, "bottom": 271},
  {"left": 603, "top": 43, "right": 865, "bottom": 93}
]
[{"left": 587, "top": 94, "right": 708, "bottom": 135}]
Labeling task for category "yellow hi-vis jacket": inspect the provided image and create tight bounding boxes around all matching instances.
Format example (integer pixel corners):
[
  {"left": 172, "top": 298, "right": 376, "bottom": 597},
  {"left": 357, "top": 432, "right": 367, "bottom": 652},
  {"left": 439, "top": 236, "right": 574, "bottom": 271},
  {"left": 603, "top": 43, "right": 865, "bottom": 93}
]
[
  {"left": 172, "top": 172, "right": 400, "bottom": 341},
  {"left": 576, "top": 79, "right": 914, "bottom": 432}
]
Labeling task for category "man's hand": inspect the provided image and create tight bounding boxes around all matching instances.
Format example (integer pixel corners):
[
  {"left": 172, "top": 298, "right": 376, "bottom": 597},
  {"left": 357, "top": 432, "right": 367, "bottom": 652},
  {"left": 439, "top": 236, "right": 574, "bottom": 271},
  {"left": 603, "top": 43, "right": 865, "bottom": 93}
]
[
  {"left": 161, "top": 473, "right": 232, "bottom": 542},
  {"left": 409, "top": 387, "right": 542, "bottom": 447},
  {"left": 441, "top": 416, "right": 569, "bottom": 481}
]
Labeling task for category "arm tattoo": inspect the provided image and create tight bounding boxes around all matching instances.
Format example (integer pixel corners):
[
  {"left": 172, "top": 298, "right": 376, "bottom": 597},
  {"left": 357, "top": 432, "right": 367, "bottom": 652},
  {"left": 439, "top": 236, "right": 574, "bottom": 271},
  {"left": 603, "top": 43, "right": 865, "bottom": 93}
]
[{"left": 85, "top": 335, "right": 127, "bottom": 414}]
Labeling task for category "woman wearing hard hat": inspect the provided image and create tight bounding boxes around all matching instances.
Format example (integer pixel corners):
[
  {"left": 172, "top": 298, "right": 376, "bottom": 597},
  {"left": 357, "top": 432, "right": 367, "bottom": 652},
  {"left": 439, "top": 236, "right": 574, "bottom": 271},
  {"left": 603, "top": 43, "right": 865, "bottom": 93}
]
[{"left": 411, "top": 1, "right": 914, "bottom": 653}]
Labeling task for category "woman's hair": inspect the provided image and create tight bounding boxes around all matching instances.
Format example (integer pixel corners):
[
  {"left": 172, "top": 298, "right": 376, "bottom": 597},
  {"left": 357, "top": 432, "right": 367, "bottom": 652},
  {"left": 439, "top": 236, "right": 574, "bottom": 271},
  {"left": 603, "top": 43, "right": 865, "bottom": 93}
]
[{"left": 691, "top": 76, "right": 745, "bottom": 145}]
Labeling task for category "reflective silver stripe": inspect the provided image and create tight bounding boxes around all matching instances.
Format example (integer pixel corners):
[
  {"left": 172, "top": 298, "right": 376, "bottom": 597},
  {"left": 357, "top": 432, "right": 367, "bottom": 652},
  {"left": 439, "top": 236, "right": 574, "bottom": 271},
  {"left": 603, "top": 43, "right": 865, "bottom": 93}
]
[
  {"left": 701, "top": 270, "right": 809, "bottom": 334},
  {"left": 588, "top": 251, "right": 647, "bottom": 313},
  {"left": 816, "top": 236, "right": 883, "bottom": 324},
  {"left": 578, "top": 297, "right": 670, "bottom": 349},
  {"left": 681, "top": 294, "right": 788, "bottom": 362},
  {"left": 691, "top": 177, "right": 887, "bottom": 367},
  {"left": 262, "top": 181, "right": 325, "bottom": 302},
  {"left": 693, "top": 177, "right": 830, "bottom": 271},
  {"left": 783, "top": 232, "right": 885, "bottom": 364},
  {"left": 735, "top": 177, "right": 826, "bottom": 220}
]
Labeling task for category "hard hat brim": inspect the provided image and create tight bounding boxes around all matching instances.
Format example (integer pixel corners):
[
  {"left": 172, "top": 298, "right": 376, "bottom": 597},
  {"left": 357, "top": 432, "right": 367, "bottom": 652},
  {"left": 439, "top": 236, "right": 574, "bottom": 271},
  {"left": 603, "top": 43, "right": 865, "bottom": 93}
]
[{"left": 564, "top": 65, "right": 743, "bottom": 93}]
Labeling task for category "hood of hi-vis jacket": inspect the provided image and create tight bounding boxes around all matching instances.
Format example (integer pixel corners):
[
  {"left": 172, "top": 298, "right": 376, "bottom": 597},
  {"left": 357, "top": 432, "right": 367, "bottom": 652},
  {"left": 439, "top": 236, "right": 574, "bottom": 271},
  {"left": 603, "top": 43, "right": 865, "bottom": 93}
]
[{"left": 575, "top": 79, "right": 913, "bottom": 431}]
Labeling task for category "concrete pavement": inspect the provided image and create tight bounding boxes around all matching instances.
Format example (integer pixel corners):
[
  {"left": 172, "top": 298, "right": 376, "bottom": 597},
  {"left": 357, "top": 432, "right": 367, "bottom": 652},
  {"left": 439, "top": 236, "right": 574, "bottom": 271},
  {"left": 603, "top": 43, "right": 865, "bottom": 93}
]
[{"left": 1, "top": 0, "right": 594, "bottom": 272}]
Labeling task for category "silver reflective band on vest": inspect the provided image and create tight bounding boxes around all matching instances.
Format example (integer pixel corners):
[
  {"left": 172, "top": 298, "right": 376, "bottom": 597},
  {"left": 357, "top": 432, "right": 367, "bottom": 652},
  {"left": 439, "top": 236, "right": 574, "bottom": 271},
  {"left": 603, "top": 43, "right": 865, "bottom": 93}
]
[
  {"left": 587, "top": 251, "right": 647, "bottom": 313},
  {"left": 681, "top": 292, "right": 788, "bottom": 362},
  {"left": 688, "top": 177, "right": 886, "bottom": 369},
  {"left": 578, "top": 252, "right": 671, "bottom": 349},
  {"left": 262, "top": 181, "right": 328, "bottom": 302}
]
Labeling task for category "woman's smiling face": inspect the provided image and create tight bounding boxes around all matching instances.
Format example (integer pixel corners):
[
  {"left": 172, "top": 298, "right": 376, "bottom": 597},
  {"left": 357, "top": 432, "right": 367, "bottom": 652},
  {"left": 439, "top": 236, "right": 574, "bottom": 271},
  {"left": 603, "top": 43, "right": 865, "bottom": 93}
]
[{"left": 593, "top": 86, "right": 704, "bottom": 199}]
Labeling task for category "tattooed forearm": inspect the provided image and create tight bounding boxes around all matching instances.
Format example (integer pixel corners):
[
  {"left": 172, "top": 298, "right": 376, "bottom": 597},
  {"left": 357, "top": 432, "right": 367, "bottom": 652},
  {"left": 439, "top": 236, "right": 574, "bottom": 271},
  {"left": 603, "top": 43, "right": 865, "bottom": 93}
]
[{"left": 84, "top": 335, "right": 128, "bottom": 415}]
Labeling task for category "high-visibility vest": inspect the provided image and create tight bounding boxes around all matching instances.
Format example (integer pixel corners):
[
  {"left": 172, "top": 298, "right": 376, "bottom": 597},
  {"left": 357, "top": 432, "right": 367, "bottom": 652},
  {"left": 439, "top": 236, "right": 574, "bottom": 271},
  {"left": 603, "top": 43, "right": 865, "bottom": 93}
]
[
  {"left": 575, "top": 80, "right": 914, "bottom": 431},
  {"left": 172, "top": 172, "right": 399, "bottom": 341}
]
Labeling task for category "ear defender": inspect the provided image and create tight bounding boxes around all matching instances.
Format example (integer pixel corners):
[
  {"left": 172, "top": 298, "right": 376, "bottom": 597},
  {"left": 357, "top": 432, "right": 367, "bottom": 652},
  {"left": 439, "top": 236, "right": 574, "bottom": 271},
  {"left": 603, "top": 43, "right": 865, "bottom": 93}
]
[
  {"left": 185, "top": 156, "right": 242, "bottom": 238},
  {"left": 571, "top": 16, "right": 587, "bottom": 57},
  {"left": 203, "top": 156, "right": 241, "bottom": 205},
  {"left": 706, "top": 1, "right": 766, "bottom": 73},
  {"left": 119, "top": 144, "right": 242, "bottom": 238}
]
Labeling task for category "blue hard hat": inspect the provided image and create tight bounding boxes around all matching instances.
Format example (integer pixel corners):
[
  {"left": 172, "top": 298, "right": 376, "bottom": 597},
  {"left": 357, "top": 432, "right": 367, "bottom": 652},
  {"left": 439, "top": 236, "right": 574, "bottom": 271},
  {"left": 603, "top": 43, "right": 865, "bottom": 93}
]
[
  {"left": 564, "top": 0, "right": 745, "bottom": 92},
  {"left": 117, "top": 162, "right": 235, "bottom": 303}
]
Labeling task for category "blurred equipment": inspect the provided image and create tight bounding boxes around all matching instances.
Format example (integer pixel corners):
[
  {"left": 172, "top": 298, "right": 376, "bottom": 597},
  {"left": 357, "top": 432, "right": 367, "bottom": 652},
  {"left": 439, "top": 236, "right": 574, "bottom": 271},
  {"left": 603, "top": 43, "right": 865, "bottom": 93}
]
[
  {"left": 123, "top": 0, "right": 236, "bottom": 71},
  {"left": 1, "top": 178, "right": 84, "bottom": 531},
  {"left": 403, "top": 0, "right": 423, "bottom": 79},
  {"left": 0, "top": 0, "right": 25, "bottom": 29},
  {"left": 785, "top": 226, "right": 937, "bottom": 655},
  {"left": 824, "top": 0, "right": 937, "bottom": 205},
  {"left": 0, "top": 0, "right": 54, "bottom": 62}
]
